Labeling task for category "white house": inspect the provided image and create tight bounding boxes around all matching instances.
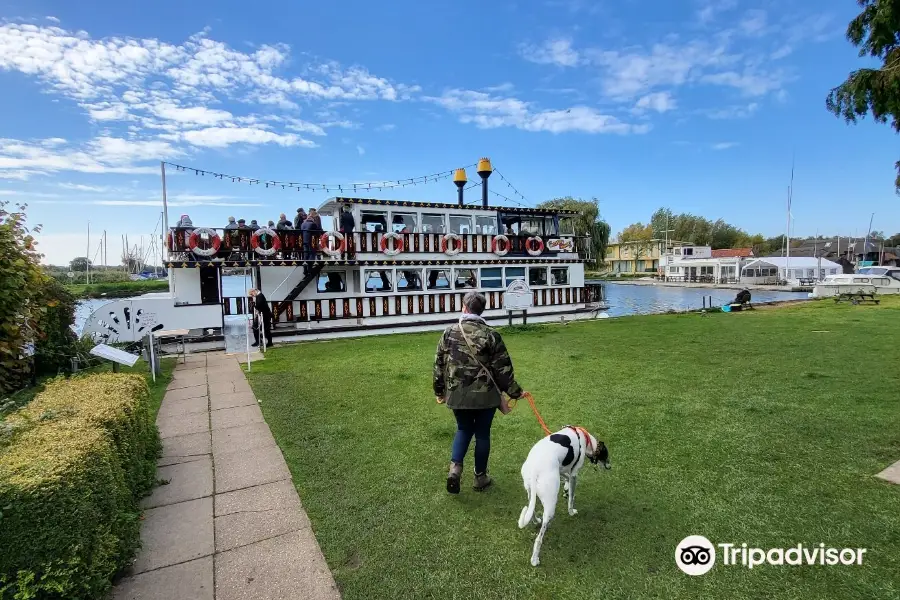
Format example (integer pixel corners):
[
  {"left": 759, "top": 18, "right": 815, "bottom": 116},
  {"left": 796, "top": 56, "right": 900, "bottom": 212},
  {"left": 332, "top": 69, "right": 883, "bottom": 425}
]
[
  {"left": 663, "top": 245, "right": 745, "bottom": 283},
  {"left": 741, "top": 257, "right": 842, "bottom": 285}
]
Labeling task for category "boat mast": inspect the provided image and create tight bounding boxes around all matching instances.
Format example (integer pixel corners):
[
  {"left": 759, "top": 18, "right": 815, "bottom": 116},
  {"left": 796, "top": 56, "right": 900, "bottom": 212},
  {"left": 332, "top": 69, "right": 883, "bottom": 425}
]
[
  {"left": 161, "top": 162, "right": 169, "bottom": 262},
  {"left": 863, "top": 212, "right": 874, "bottom": 267},
  {"left": 86, "top": 221, "right": 91, "bottom": 285}
]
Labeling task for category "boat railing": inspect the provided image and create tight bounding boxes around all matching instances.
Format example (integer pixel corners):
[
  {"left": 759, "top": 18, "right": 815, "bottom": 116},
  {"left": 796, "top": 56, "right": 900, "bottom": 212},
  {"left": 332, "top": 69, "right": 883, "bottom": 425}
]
[{"left": 167, "top": 227, "right": 589, "bottom": 261}]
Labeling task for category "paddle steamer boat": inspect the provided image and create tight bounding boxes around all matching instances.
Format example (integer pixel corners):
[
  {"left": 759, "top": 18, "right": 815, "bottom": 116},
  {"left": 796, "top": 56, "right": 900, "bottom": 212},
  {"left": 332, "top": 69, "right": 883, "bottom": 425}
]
[{"left": 83, "top": 159, "right": 607, "bottom": 347}]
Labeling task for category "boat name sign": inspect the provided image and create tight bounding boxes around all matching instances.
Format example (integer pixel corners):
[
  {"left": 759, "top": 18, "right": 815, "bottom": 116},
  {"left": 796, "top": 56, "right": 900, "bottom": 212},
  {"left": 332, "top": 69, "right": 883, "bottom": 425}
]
[{"left": 503, "top": 280, "right": 533, "bottom": 311}]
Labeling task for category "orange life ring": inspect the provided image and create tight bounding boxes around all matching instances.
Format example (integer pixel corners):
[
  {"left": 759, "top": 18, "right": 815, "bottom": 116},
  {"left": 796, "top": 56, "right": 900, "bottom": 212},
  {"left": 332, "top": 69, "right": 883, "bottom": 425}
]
[
  {"left": 491, "top": 234, "right": 511, "bottom": 256},
  {"left": 188, "top": 227, "right": 221, "bottom": 256},
  {"left": 379, "top": 232, "right": 404, "bottom": 256},
  {"left": 525, "top": 236, "right": 544, "bottom": 256},
  {"left": 251, "top": 227, "right": 281, "bottom": 256},
  {"left": 440, "top": 234, "right": 463, "bottom": 256},
  {"left": 319, "top": 231, "right": 346, "bottom": 257}
]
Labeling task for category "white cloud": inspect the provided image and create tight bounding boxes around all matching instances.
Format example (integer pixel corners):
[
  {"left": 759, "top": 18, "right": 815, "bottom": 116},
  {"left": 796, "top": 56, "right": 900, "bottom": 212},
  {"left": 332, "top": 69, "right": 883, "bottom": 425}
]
[
  {"left": 697, "top": 0, "right": 737, "bottom": 24},
  {"left": 149, "top": 103, "right": 233, "bottom": 126},
  {"left": 58, "top": 183, "right": 114, "bottom": 192},
  {"left": 0, "top": 136, "right": 177, "bottom": 176},
  {"left": 634, "top": 92, "right": 676, "bottom": 113},
  {"left": 426, "top": 89, "right": 640, "bottom": 135},
  {"left": 771, "top": 45, "right": 793, "bottom": 60},
  {"left": 179, "top": 127, "right": 315, "bottom": 149},
  {"left": 702, "top": 69, "right": 787, "bottom": 96},
  {"left": 375, "top": 124, "right": 396, "bottom": 132},
  {"left": 712, "top": 142, "right": 739, "bottom": 150},
  {"left": 705, "top": 103, "right": 759, "bottom": 119},
  {"left": 739, "top": 10, "right": 769, "bottom": 36},
  {"left": 519, "top": 38, "right": 581, "bottom": 67},
  {"left": 45, "top": 16, "right": 60, "bottom": 24},
  {"left": 356, "top": 145, "right": 365, "bottom": 156}
]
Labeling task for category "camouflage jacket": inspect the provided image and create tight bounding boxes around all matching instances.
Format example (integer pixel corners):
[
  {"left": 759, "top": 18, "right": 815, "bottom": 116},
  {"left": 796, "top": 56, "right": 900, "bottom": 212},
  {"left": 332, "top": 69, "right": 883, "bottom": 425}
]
[{"left": 433, "top": 317, "right": 523, "bottom": 410}]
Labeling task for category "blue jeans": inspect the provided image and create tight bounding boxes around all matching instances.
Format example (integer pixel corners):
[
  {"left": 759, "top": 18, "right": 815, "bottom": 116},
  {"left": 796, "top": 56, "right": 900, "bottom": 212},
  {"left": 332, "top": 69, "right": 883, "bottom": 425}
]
[{"left": 451, "top": 408, "right": 496, "bottom": 474}]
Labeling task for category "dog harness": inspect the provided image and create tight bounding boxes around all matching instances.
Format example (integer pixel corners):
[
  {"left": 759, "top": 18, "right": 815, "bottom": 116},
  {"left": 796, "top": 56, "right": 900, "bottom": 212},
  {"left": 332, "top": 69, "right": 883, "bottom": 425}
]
[{"left": 550, "top": 427, "right": 593, "bottom": 468}]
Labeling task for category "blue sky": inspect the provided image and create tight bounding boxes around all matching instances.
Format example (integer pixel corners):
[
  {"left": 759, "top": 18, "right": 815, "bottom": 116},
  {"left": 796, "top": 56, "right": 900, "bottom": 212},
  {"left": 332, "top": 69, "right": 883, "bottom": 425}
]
[{"left": 0, "top": 0, "right": 896, "bottom": 265}]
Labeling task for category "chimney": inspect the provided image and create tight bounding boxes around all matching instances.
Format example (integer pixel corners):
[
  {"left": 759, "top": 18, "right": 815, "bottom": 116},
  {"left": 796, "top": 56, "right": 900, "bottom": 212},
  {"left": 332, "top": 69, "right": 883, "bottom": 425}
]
[
  {"left": 453, "top": 168, "right": 467, "bottom": 207},
  {"left": 477, "top": 157, "right": 492, "bottom": 208}
]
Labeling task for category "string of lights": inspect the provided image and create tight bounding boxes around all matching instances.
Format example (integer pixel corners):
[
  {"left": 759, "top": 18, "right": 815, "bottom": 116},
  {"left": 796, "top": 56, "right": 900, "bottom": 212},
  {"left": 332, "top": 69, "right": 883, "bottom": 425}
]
[
  {"left": 488, "top": 188, "right": 529, "bottom": 208},
  {"left": 492, "top": 167, "right": 529, "bottom": 204},
  {"left": 163, "top": 161, "right": 478, "bottom": 194}
]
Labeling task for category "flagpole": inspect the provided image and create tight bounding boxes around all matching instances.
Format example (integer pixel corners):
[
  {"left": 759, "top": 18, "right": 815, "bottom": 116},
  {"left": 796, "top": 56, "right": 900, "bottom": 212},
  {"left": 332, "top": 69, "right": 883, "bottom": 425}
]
[{"left": 161, "top": 161, "right": 169, "bottom": 261}]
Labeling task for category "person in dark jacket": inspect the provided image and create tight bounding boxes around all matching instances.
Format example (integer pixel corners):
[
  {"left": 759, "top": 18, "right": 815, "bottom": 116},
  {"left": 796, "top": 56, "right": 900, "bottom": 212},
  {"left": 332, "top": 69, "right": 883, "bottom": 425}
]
[
  {"left": 339, "top": 205, "right": 355, "bottom": 258},
  {"left": 309, "top": 208, "right": 322, "bottom": 231},
  {"left": 276, "top": 213, "right": 292, "bottom": 230},
  {"left": 300, "top": 216, "right": 317, "bottom": 260},
  {"left": 248, "top": 289, "right": 273, "bottom": 348},
  {"left": 293, "top": 208, "right": 307, "bottom": 229},
  {"left": 224, "top": 216, "right": 238, "bottom": 230},
  {"left": 248, "top": 219, "right": 259, "bottom": 231},
  {"left": 433, "top": 291, "right": 524, "bottom": 493}
]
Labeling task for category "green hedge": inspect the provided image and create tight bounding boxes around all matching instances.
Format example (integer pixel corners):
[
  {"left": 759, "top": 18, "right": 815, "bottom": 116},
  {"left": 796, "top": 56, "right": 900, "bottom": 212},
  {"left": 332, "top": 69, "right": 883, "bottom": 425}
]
[{"left": 0, "top": 373, "right": 160, "bottom": 599}]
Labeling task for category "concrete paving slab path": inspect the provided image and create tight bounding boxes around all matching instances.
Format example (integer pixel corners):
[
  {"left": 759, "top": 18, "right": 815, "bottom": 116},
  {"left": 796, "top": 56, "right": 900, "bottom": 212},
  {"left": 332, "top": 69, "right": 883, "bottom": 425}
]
[{"left": 113, "top": 352, "right": 340, "bottom": 599}]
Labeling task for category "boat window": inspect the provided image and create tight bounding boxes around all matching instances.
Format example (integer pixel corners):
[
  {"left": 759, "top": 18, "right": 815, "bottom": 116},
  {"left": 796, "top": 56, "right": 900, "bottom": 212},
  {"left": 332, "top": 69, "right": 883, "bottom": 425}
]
[
  {"left": 542, "top": 216, "right": 559, "bottom": 237},
  {"left": 391, "top": 213, "right": 416, "bottom": 234},
  {"left": 475, "top": 216, "right": 497, "bottom": 235},
  {"left": 558, "top": 217, "right": 575, "bottom": 236},
  {"left": 364, "top": 269, "right": 393, "bottom": 293},
  {"left": 551, "top": 267, "right": 569, "bottom": 286},
  {"left": 858, "top": 278, "right": 870, "bottom": 283},
  {"left": 504, "top": 267, "right": 526, "bottom": 286},
  {"left": 481, "top": 267, "right": 503, "bottom": 289},
  {"left": 500, "top": 216, "right": 521, "bottom": 236},
  {"left": 889, "top": 270, "right": 900, "bottom": 282},
  {"left": 361, "top": 211, "right": 388, "bottom": 233},
  {"left": 426, "top": 269, "right": 451, "bottom": 290},
  {"left": 519, "top": 217, "right": 544, "bottom": 237},
  {"left": 873, "top": 277, "right": 890, "bottom": 286},
  {"left": 397, "top": 269, "right": 423, "bottom": 291},
  {"left": 449, "top": 215, "right": 473, "bottom": 234},
  {"left": 529, "top": 267, "right": 548, "bottom": 287},
  {"left": 453, "top": 269, "right": 477, "bottom": 289},
  {"left": 317, "top": 271, "right": 347, "bottom": 293},
  {"left": 421, "top": 213, "right": 445, "bottom": 234}
]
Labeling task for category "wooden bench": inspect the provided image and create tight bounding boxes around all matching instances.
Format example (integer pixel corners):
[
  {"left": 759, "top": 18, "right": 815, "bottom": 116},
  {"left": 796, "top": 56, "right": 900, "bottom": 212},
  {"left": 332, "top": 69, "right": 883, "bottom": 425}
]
[{"left": 834, "top": 292, "right": 879, "bottom": 305}]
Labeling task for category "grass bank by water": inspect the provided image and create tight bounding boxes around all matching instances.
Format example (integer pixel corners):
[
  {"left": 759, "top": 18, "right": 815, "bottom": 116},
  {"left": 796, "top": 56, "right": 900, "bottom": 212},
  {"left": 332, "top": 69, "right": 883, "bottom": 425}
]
[
  {"left": 67, "top": 279, "right": 169, "bottom": 299},
  {"left": 247, "top": 299, "right": 900, "bottom": 600}
]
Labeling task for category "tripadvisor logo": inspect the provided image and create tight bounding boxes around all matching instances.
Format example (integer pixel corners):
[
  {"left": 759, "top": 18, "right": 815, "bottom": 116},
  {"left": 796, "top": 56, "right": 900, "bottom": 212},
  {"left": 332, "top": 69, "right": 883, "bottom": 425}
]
[{"left": 675, "top": 536, "right": 867, "bottom": 575}]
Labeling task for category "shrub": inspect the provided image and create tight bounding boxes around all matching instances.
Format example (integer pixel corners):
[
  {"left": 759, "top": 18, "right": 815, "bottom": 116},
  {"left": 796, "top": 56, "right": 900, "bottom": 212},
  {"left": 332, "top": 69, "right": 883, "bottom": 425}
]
[
  {"left": 0, "top": 373, "right": 159, "bottom": 599},
  {"left": 32, "top": 278, "right": 78, "bottom": 377}
]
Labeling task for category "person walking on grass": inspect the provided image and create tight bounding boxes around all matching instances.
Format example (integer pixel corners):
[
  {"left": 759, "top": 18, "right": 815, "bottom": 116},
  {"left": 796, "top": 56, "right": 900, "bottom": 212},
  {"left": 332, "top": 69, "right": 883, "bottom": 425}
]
[{"left": 433, "top": 291, "right": 524, "bottom": 493}]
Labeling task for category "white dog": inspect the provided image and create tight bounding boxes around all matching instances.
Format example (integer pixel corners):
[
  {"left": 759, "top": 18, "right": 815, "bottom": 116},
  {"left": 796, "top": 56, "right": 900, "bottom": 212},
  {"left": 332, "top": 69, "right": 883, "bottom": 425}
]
[{"left": 518, "top": 426, "right": 610, "bottom": 566}]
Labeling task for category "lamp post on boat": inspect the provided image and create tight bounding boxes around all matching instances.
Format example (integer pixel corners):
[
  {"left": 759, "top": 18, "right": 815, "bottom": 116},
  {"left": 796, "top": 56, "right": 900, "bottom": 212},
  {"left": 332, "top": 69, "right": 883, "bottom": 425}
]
[
  {"left": 454, "top": 167, "right": 467, "bottom": 207},
  {"left": 477, "top": 157, "right": 493, "bottom": 208}
]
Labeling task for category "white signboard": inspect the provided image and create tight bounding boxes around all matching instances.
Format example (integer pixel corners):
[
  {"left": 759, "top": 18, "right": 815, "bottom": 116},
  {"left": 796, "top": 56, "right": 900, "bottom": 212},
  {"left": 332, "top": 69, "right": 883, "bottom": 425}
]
[
  {"left": 547, "top": 238, "right": 575, "bottom": 252},
  {"left": 90, "top": 344, "right": 140, "bottom": 367},
  {"left": 503, "top": 280, "right": 533, "bottom": 311}
]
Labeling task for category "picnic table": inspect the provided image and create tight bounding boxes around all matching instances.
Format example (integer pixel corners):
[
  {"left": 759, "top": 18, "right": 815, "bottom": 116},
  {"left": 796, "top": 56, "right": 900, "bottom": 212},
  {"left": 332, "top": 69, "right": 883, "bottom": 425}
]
[
  {"left": 834, "top": 292, "right": 879, "bottom": 305},
  {"left": 153, "top": 328, "right": 190, "bottom": 363}
]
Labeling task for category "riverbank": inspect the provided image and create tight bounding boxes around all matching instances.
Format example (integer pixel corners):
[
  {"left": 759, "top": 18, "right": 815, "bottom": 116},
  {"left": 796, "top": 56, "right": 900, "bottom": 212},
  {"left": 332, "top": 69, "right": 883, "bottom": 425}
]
[
  {"left": 246, "top": 297, "right": 900, "bottom": 600},
  {"left": 589, "top": 277, "right": 812, "bottom": 293},
  {"left": 66, "top": 279, "right": 168, "bottom": 299}
]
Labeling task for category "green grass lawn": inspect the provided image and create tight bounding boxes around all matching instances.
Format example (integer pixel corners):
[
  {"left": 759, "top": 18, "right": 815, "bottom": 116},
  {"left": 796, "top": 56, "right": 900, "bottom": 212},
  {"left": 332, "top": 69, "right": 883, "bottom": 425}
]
[{"left": 247, "top": 299, "right": 900, "bottom": 600}]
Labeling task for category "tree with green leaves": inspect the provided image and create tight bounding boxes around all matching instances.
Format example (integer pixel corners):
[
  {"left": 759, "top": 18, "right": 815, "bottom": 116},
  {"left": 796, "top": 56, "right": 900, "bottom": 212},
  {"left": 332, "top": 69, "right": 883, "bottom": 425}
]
[
  {"left": 69, "top": 256, "right": 91, "bottom": 272},
  {"left": 537, "top": 197, "right": 610, "bottom": 268},
  {"left": 826, "top": 0, "right": 900, "bottom": 192}
]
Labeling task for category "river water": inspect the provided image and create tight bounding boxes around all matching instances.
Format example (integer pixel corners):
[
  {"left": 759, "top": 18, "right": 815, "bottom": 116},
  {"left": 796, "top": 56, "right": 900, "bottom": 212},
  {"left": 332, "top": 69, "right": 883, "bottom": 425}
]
[{"left": 73, "top": 278, "right": 806, "bottom": 333}]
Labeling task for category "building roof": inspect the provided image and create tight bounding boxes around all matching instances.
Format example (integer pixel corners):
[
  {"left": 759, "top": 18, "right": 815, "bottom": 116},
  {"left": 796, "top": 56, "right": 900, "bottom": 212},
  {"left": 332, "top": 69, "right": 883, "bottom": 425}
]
[
  {"left": 711, "top": 248, "right": 754, "bottom": 258},
  {"left": 745, "top": 256, "right": 842, "bottom": 269},
  {"left": 318, "top": 197, "right": 579, "bottom": 215}
]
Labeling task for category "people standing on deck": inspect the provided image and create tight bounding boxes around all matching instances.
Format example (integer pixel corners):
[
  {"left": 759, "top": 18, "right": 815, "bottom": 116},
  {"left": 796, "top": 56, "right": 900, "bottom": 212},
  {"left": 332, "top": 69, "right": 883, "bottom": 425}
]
[
  {"left": 248, "top": 219, "right": 259, "bottom": 231},
  {"left": 276, "top": 213, "right": 293, "bottom": 230},
  {"left": 293, "top": 208, "right": 308, "bottom": 229},
  {"left": 309, "top": 208, "right": 322, "bottom": 231},
  {"left": 248, "top": 289, "right": 274, "bottom": 348},
  {"left": 300, "top": 215, "right": 317, "bottom": 261},
  {"left": 224, "top": 216, "right": 238, "bottom": 230},
  {"left": 267, "top": 220, "right": 276, "bottom": 229}
]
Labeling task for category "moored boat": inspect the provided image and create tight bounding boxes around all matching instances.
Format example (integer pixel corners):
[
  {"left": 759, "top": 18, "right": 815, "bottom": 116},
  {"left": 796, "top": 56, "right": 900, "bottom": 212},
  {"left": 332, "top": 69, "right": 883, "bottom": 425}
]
[{"left": 83, "top": 160, "right": 607, "bottom": 348}]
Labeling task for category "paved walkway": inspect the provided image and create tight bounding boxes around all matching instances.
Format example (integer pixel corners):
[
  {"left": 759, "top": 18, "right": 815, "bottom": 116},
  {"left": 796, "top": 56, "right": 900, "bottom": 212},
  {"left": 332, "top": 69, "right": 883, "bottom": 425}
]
[{"left": 113, "top": 352, "right": 341, "bottom": 600}]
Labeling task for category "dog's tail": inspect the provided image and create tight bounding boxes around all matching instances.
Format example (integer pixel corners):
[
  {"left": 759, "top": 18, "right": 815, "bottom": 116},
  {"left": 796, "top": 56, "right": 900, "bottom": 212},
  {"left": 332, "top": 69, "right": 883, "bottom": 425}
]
[{"left": 517, "top": 475, "right": 538, "bottom": 529}]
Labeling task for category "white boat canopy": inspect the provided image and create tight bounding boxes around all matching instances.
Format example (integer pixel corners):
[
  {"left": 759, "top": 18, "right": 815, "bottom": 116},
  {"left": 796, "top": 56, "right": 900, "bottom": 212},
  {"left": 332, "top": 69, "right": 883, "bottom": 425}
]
[{"left": 742, "top": 257, "right": 842, "bottom": 271}]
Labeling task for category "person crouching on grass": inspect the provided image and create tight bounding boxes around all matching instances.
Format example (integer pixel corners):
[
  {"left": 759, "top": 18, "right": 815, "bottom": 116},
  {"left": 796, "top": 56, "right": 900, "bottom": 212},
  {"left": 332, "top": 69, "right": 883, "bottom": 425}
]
[{"left": 433, "top": 291, "right": 524, "bottom": 493}]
